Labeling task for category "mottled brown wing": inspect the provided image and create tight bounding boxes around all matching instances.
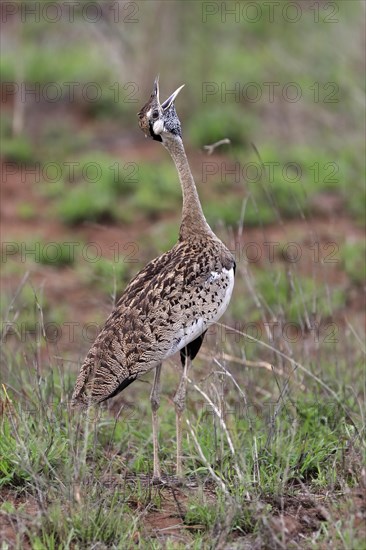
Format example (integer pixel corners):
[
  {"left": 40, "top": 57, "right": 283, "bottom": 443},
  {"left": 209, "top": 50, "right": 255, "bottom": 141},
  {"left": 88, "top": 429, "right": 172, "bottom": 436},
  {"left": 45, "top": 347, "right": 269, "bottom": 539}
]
[
  {"left": 71, "top": 238, "right": 235, "bottom": 408},
  {"left": 71, "top": 245, "right": 181, "bottom": 408}
]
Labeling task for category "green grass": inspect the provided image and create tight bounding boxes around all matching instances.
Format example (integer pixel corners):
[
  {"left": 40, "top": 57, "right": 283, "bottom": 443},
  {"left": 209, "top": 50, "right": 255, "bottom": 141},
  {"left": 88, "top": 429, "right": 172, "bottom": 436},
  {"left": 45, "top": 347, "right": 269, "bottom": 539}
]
[
  {"left": 130, "top": 162, "right": 181, "bottom": 218},
  {"left": 58, "top": 183, "right": 119, "bottom": 225},
  {"left": 55, "top": 152, "right": 129, "bottom": 224},
  {"left": 0, "top": 352, "right": 363, "bottom": 548},
  {"left": 1, "top": 134, "right": 35, "bottom": 165},
  {"left": 84, "top": 257, "right": 131, "bottom": 297},
  {"left": 1, "top": 1, "right": 365, "bottom": 547},
  {"left": 197, "top": 142, "right": 366, "bottom": 228},
  {"left": 16, "top": 202, "right": 37, "bottom": 221},
  {"left": 143, "top": 220, "right": 180, "bottom": 255},
  {"left": 0, "top": 33, "right": 110, "bottom": 85},
  {"left": 0, "top": 283, "right": 67, "bottom": 339},
  {"left": 204, "top": 195, "right": 245, "bottom": 228},
  {"left": 188, "top": 105, "right": 258, "bottom": 150},
  {"left": 55, "top": 157, "right": 181, "bottom": 225},
  {"left": 239, "top": 145, "right": 356, "bottom": 226},
  {"left": 255, "top": 268, "right": 346, "bottom": 321},
  {"left": 1, "top": 284, "right": 48, "bottom": 331},
  {"left": 1, "top": 238, "right": 78, "bottom": 267},
  {"left": 32, "top": 240, "right": 76, "bottom": 267},
  {"left": 340, "top": 241, "right": 366, "bottom": 286},
  {"left": 229, "top": 266, "right": 346, "bottom": 324},
  {"left": 36, "top": 121, "right": 92, "bottom": 163},
  {"left": 0, "top": 112, "right": 36, "bottom": 165}
]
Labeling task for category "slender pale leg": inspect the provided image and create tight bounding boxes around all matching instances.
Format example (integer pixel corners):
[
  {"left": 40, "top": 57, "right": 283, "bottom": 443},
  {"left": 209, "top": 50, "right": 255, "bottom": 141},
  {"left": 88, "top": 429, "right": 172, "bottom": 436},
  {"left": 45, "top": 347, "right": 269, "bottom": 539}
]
[
  {"left": 173, "top": 352, "right": 191, "bottom": 477},
  {"left": 150, "top": 363, "right": 162, "bottom": 480}
]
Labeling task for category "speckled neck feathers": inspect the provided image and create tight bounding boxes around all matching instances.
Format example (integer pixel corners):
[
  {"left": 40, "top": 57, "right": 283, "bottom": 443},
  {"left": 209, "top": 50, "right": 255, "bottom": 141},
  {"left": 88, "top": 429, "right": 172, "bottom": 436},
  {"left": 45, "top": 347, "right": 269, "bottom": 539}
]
[{"left": 162, "top": 134, "right": 214, "bottom": 241}]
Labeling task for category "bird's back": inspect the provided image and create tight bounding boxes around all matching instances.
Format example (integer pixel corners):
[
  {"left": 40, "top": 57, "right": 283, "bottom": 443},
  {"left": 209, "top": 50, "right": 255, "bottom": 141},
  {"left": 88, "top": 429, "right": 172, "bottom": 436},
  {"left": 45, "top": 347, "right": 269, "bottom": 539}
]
[{"left": 71, "top": 234, "right": 235, "bottom": 408}]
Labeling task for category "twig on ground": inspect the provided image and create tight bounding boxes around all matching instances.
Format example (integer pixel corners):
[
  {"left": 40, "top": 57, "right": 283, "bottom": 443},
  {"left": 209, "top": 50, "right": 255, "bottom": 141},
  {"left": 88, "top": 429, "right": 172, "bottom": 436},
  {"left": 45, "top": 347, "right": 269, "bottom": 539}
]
[{"left": 203, "top": 138, "right": 231, "bottom": 155}]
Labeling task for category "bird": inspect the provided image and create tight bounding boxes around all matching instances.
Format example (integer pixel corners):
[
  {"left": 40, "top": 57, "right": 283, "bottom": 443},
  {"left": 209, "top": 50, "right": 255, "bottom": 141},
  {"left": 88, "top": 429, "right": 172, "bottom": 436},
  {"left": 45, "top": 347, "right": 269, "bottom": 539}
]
[{"left": 71, "top": 77, "right": 235, "bottom": 481}]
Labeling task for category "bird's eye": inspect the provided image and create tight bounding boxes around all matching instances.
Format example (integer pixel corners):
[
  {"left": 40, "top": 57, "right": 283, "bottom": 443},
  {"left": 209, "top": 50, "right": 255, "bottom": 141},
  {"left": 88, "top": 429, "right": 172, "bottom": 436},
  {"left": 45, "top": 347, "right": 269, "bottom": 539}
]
[{"left": 152, "top": 109, "right": 159, "bottom": 120}]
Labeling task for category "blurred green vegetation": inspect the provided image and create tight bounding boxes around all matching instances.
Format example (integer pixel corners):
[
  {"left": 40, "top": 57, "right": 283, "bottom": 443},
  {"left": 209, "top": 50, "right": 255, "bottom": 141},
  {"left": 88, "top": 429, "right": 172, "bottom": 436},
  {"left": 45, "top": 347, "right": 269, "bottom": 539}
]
[
  {"left": 0, "top": 283, "right": 66, "bottom": 332},
  {"left": 33, "top": 239, "right": 76, "bottom": 267},
  {"left": 340, "top": 241, "right": 366, "bottom": 286},
  {"left": 130, "top": 162, "right": 181, "bottom": 218},
  {"left": 55, "top": 152, "right": 122, "bottom": 224},
  {"left": 188, "top": 105, "right": 258, "bottom": 149},
  {"left": 1, "top": 134, "right": 35, "bottom": 164},
  {"left": 16, "top": 202, "right": 37, "bottom": 220},
  {"left": 0, "top": 0, "right": 363, "bottom": 227},
  {"left": 229, "top": 266, "right": 346, "bottom": 324},
  {"left": 83, "top": 256, "right": 131, "bottom": 297},
  {"left": 52, "top": 153, "right": 181, "bottom": 224}
]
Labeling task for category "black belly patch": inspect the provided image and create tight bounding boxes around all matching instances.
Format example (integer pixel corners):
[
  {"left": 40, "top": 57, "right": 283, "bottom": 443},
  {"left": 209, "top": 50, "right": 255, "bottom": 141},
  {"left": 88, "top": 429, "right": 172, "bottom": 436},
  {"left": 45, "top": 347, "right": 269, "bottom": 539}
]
[{"left": 180, "top": 331, "right": 207, "bottom": 367}]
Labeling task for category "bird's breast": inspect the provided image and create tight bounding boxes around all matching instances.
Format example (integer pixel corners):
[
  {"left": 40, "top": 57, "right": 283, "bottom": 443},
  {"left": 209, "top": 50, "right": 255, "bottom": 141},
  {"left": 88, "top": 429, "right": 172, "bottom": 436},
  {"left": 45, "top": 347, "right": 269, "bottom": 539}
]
[{"left": 163, "top": 265, "right": 235, "bottom": 358}]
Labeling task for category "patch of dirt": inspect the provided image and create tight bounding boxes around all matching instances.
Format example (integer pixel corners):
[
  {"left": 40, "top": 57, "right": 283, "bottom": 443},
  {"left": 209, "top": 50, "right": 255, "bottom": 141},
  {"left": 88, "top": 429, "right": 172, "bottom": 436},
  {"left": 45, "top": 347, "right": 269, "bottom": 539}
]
[
  {"left": 0, "top": 487, "right": 40, "bottom": 549},
  {"left": 1, "top": 471, "right": 365, "bottom": 547}
]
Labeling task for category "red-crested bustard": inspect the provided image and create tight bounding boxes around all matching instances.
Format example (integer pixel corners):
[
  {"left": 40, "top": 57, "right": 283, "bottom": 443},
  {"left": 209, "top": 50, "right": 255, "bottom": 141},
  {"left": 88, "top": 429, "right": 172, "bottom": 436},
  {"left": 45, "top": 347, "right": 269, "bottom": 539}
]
[{"left": 71, "top": 77, "right": 235, "bottom": 480}]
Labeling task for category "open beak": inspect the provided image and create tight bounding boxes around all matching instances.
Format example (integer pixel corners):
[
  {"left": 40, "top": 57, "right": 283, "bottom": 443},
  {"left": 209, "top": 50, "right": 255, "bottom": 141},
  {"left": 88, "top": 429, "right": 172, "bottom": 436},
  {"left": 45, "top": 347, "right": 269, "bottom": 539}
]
[
  {"left": 150, "top": 76, "right": 184, "bottom": 110},
  {"left": 161, "top": 84, "right": 185, "bottom": 111}
]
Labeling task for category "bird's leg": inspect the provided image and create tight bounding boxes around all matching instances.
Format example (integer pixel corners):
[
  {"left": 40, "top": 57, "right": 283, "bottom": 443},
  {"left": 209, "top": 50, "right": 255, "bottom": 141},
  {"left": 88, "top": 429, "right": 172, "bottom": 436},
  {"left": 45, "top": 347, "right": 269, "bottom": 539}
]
[
  {"left": 173, "top": 351, "right": 191, "bottom": 478},
  {"left": 150, "top": 363, "right": 162, "bottom": 481}
]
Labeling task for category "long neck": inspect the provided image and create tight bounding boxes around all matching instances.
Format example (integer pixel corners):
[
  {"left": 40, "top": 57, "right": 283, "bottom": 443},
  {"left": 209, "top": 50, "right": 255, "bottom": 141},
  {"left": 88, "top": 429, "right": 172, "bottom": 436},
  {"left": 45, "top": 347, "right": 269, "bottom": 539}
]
[{"left": 163, "top": 134, "right": 212, "bottom": 240}]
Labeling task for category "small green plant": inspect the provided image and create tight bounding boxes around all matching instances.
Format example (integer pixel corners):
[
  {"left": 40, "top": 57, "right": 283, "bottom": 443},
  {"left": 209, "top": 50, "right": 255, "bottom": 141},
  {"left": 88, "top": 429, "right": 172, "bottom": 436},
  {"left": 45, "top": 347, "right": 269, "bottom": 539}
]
[
  {"left": 58, "top": 183, "right": 118, "bottom": 225},
  {"left": 86, "top": 257, "right": 131, "bottom": 297},
  {"left": 251, "top": 268, "right": 345, "bottom": 322},
  {"left": 17, "top": 202, "right": 36, "bottom": 221},
  {"left": 1, "top": 134, "right": 35, "bottom": 165},
  {"left": 34, "top": 240, "right": 77, "bottom": 267},
  {"left": 37, "top": 121, "right": 91, "bottom": 163},
  {"left": 131, "top": 162, "right": 181, "bottom": 218},
  {"left": 341, "top": 241, "right": 366, "bottom": 286},
  {"left": 204, "top": 196, "right": 244, "bottom": 228},
  {"left": 144, "top": 220, "right": 179, "bottom": 255},
  {"left": 188, "top": 105, "right": 257, "bottom": 149},
  {"left": 57, "top": 153, "right": 138, "bottom": 224},
  {"left": 184, "top": 494, "right": 217, "bottom": 529}
]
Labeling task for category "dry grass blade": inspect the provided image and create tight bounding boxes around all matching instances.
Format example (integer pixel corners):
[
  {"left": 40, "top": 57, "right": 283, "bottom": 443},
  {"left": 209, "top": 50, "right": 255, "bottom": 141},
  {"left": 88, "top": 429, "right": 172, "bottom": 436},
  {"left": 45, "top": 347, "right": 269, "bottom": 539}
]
[
  {"left": 203, "top": 138, "right": 231, "bottom": 155},
  {"left": 185, "top": 417, "right": 229, "bottom": 496},
  {"left": 217, "top": 322, "right": 341, "bottom": 402}
]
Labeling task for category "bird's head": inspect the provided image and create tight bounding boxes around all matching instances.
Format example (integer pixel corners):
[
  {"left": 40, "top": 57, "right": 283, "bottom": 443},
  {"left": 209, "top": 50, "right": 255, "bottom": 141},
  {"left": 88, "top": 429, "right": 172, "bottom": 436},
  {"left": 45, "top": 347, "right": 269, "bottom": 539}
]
[{"left": 138, "top": 76, "right": 184, "bottom": 143}]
